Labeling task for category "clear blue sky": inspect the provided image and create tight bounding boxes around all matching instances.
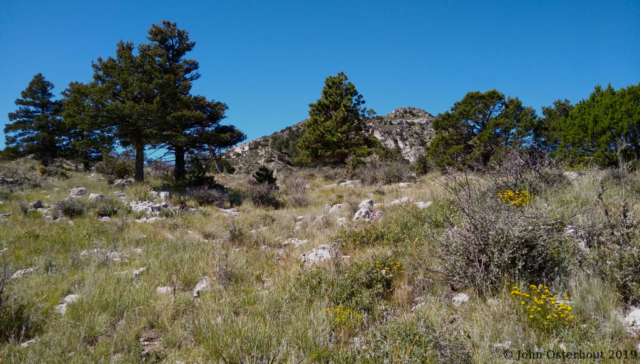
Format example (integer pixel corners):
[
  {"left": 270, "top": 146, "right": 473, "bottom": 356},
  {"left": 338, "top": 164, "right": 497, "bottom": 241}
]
[{"left": 1, "top": 0, "right": 639, "bottom": 150}]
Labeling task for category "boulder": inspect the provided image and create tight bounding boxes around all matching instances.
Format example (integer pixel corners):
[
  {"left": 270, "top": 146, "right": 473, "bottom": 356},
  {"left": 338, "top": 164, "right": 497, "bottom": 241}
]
[
  {"left": 89, "top": 194, "right": 105, "bottom": 201},
  {"left": 329, "top": 204, "right": 344, "bottom": 214},
  {"left": 133, "top": 267, "right": 146, "bottom": 278},
  {"left": 68, "top": 187, "right": 87, "bottom": 198},
  {"left": 359, "top": 199, "right": 374, "bottom": 209},
  {"left": 625, "top": 309, "right": 640, "bottom": 334},
  {"left": 353, "top": 206, "right": 375, "bottom": 222},
  {"left": 298, "top": 245, "right": 340, "bottom": 265}
]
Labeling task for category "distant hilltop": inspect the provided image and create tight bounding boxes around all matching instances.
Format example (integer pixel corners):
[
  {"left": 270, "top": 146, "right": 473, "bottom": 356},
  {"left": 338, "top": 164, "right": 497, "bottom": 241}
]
[{"left": 224, "top": 107, "right": 435, "bottom": 173}]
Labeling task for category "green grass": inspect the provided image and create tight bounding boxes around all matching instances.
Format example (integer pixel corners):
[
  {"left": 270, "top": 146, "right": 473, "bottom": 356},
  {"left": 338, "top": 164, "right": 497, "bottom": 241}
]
[{"left": 0, "top": 159, "right": 639, "bottom": 363}]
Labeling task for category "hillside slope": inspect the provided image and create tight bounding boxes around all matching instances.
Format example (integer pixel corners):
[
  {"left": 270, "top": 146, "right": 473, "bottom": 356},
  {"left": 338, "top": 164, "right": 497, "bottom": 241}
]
[{"left": 223, "top": 107, "right": 435, "bottom": 172}]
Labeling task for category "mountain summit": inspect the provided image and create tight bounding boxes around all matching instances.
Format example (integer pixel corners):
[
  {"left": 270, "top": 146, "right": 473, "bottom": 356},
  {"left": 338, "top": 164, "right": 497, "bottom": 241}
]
[{"left": 223, "top": 107, "right": 435, "bottom": 172}]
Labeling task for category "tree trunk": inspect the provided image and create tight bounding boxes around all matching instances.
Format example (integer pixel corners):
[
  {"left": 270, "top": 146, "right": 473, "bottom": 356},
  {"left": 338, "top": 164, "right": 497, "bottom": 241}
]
[
  {"left": 134, "top": 142, "right": 145, "bottom": 182},
  {"left": 174, "top": 146, "right": 186, "bottom": 182},
  {"left": 207, "top": 145, "right": 224, "bottom": 173}
]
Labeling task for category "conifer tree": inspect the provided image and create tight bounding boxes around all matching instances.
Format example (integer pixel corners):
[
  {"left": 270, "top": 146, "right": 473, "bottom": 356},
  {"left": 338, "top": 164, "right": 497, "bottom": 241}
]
[
  {"left": 298, "top": 72, "right": 376, "bottom": 165},
  {"left": 4, "top": 73, "right": 66, "bottom": 164}
]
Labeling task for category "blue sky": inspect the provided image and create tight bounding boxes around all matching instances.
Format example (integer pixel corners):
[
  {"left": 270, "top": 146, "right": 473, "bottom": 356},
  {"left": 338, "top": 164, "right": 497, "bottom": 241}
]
[{"left": 1, "top": 0, "right": 639, "bottom": 151}]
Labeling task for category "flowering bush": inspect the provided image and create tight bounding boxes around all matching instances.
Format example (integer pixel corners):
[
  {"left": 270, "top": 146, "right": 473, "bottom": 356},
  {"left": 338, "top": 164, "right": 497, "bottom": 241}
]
[
  {"left": 508, "top": 282, "right": 574, "bottom": 333},
  {"left": 325, "top": 305, "right": 363, "bottom": 330},
  {"left": 497, "top": 190, "right": 532, "bottom": 207}
]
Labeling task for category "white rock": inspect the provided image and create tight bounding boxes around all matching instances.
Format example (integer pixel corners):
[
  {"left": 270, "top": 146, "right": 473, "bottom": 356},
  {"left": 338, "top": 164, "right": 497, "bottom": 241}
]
[
  {"left": 359, "top": 199, "right": 374, "bottom": 209},
  {"left": 0, "top": 248, "right": 7, "bottom": 255},
  {"left": 0, "top": 212, "right": 12, "bottom": 219},
  {"left": 157, "top": 286, "right": 173, "bottom": 294},
  {"left": 389, "top": 197, "right": 415, "bottom": 205},
  {"left": 452, "top": 293, "right": 470, "bottom": 307},
  {"left": 133, "top": 267, "right": 146, "bottom": 278},
  {"left": 492, "top": 341, "right": 512, "bottom": 351},
  {"left": 89, "top": 193, "right": 105, "bottom": 201},
  {"left": 11, "top": 266, "right": 37, "bottom": 279},
  {"left": 98, "top": 216, "right": 111, "bottom": 222},
  {"left": 63, "top": 294, "right": 80, "bottom": 304},
  {"left": 295, "top": 216, "right": 305, "bottom": 222},
  {"left": 68, "top": 187, "right": 87, "bottom": 198},
  {"left": 323, "top": 183, "right": 338, "bottom": 189},
  {"left": 329, "top": 204, "right": 344, "bottom": 214},
  {"left": 399, "top": 183, "right": 411, "bottom": 188},
  {"left": 373, "top": 203, "right": 384, "bottom": 209},
  {"left": 220, "top": 208, "right": 241, "bottom": 217},
  {"left": 337, "top": 217, "right": 348, "bottom": 226},
  {"left": 353, "top": 206, "right": 375, "bottom": 222},
  {"left": 159, "top": 191, "right": 171, "bottom": 202},
  {"left": 625, "top": 309, "right": 640, "bottom": 332},
  {"left": 564, "top": 171, "right": 579, "bottom": 181},
  {"left": 415, "top": 201, "right": 433, "bottom": 210},
  {"left": 114, "top": 191, "right": 127, "bottom": 200},
  {"left": 20, "top": 339, "right": 37, "bottom": 348},
  {"left": 282, "top": 238, "right": 308, "bottom": 248},
  {"left": 298, "top": 245, "right": 340, "bottom": 265},
  {"left": 148, "top": 191, "right": 159, "bottom": 199},
  {"left": 193, "top": 277, "right": 210, "bottom": 298},
  {"left": 113, "top": 179, "right": 132, "bottom": 187}
]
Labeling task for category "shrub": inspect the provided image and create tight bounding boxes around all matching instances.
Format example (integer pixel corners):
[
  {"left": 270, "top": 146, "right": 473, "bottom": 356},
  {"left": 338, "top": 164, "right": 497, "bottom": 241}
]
[
  {"left": 508, "top": 282, "right": 575, "bottom": 334},
  {"left": 435, "top": 178, "right": 571, "bottom": 294},
  {"left": 189, "top": 187, "right": 226, "bottom": 207},
  {"left": 54, "top": 199, "right": 85, "bottom": 218},
  {"left": 358, "top": 162, "right": 413, "bottom": 186},
  {"left": 186, "top": 155, "right": 217, "bottom": 188},
  {"left": 37, "top": 166, "right": 47, "bottom": 175},
  {"left": 284, "top": 175, "right": 309, "bottom": 208},
  {"left": 126, "top": 183, "right": 152, "bottom": 201},
  {"left": 94, "top": 153, "right": 134, "bottom": 179},
  {"left": 218, "top": 158, "right": 236, "bottom": 174},
  {"left": 253, "top": 166, "right": 277, "bottom": 185},
  {"left": 414, "top": 154, "right": 432, "bottom": 176},
  {"left": 244, "top": 183, "right": 280, "bottom": 209},
  {"left": 94, "top": 199, "right": 121, "bottom": 217}
]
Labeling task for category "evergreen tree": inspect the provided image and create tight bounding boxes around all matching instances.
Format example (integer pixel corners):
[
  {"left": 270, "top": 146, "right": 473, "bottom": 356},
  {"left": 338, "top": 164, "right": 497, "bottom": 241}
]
[
  {"left": 298, "top": 72, "right": 376, "bottom": 165},
  {"left": 89, "top": 40, "right": 162, "bottom": 182},
  {"left": 535, "top": 99, "right": 573, "bottom": 152},
  {"left": 253, "top": 166, "right": 277, "bottom": 185},
  {"left": 556, "top": 83, "right": 640, "bottom": 166},
  {"left": 4, "top": 73, "right": 66, "bottom": 164},
  {"left": 426, "top": 90, "right": 537, "bottom": 169}
]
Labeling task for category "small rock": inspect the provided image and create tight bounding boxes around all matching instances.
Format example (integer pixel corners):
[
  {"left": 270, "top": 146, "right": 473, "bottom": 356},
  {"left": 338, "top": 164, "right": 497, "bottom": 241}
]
[
  {"left": 322, "top": 183, "right": 338, "bottom": 189},
  {"left": 32, "top": 200, "right": 43, "bottom": 209},
  {"left": 133, "top": 267, "right": 146, "bottom": 278},
  {"left": 329, "top": 204, "right": 344, "bottom": 214},
  {"left": 282, "top": 238, "right": 308, "bottom": 248},
  {"left": 113, "top": 179, "right": 133, "bottom": 187},
  {"left": 353, "top": 206, "right": 375, "bottom": 222},
  {"left": 299, "top": 245, "right": 340, "bottom": 265},
  {"left": 295, "top": 216, "right": 305, "bottom": 222},
  {"left": 0, "top": 212, "right": 12, "bottom": 219},
  {"left": 389, "top": 197, "right": 415, "bottom": 205},
  {"left": 157, "top": 286, "right": 172, "bottom": 295},
  {"left": 492, "top": 341, "right": 512, "bottom": 351},
  {"left": 399, "top": 183, "right": 411, "bottom": 188},
  {"left": 149, "top": 191, "right": 159, "bottom": 199},
  {"left": 0, "top": 248, "right": 7, "bottom": 255},
  {"left": 563, "top": 171, "right": 579, "bottom": 181},
  {"left": 220, "top": 208, "right": 241, "bottom": 217},
  {"left": 68, "top": 187, "right": 87, "bottom": 198},
  {"left": 114, "top": 191, "right": 127, "bottom": 200},
  {"left": 159, "top": 191, "right": 171, "bottom": 202},
  {"left": 415, "top": 201, "right": 432, "bottom": 210},
  {"left": 193, "top": 277, "right": 210, "bottom": 298},
  {"left": 98, "top": 216, "right": 111, "bottom": 222},
  {"left": 625, "top": 309, "right": 640, "bottom": 333},
  {"left": 452, "top": 293, "right": 470, "bottom": 307},
  {"left": 89, "top": 193, "right": 105, "bottom": 201},
  {"left": 20, "top": 339, "right": 37, "bottom": 348},
  {"left": 337, "top": 217, "right": 348, "bottom": 226},
  {"left": 11, "top": 266, "right": 37, "bottom": 279}
]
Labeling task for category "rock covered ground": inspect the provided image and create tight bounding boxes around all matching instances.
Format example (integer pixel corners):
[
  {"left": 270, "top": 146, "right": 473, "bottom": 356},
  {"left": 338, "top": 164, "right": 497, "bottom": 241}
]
[{"left": 1, "top": 159, "right": 640, "bottom": 363}]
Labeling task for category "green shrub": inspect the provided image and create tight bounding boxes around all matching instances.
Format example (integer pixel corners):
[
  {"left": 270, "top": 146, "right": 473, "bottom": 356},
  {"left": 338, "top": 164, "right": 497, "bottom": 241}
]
[
  {"left": 414, "top": 154, "right": 432, "bottom": 176},
  {"left": 186, "top": 155, "right": 217, "bottom": 188},
  {"left": 54, "top": 199, "right": 85, "bottom": 218},
  {"left": 253, "top": 166, "right": 277, "bottom": 185},
  {"left": 189, "top": 187, "right": 226, "bottom": 207},
  {"left": 94, "top": 153, "right": 134, "bottom": 179},
  {"left": 94, "top": 199, "right": 121, "bottom": 217}
]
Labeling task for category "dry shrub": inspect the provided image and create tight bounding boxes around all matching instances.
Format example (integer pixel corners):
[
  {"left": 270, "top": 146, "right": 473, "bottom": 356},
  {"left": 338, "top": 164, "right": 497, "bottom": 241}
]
[
  {"left": 244, "top": 182, "right": 280, "bottom": 209},
  {"left": 433, "top": 175, "right": 572, "bottom": 294}
]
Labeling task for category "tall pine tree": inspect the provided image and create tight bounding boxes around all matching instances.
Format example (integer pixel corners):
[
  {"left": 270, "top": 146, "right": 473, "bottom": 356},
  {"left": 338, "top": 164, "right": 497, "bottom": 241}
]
[
  {"left": 298, "top": 72, "right": 375, "bottom": 165},
  {"left": 4, "top": 73, "right": 66, "bottom": 164}
]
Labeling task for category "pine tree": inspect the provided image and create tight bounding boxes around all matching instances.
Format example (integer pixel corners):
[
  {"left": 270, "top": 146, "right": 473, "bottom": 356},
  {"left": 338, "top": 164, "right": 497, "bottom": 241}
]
[
  {"left": 427, "top": 90, "right": 537, "bottom": 169},
  {"left": 4, "top": 73, "right": 66, "bottom": 164},
  {"left": 298, "top": 72, "right": 376, "bottom": 165},
  {"left": 253, "top": 166, "right": 277, "bottom": 185}
]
